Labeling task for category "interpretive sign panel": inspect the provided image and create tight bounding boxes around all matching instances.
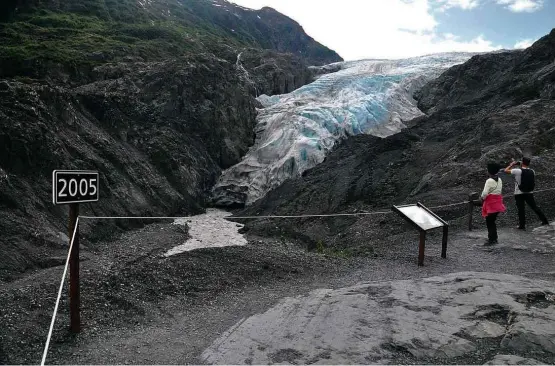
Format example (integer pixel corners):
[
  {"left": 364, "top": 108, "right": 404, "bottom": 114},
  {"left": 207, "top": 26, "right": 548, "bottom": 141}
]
[
  {"left": 392, "top": 203, "right": 449, "bottom": 266},
  {"left": 396, "top": 205, "right": 444, "bottom": 231}
]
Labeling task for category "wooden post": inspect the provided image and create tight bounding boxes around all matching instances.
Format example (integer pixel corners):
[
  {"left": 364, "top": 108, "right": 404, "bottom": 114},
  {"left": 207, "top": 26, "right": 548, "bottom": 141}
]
[
  {"left": 468, "top": 194, "right": 474, "bottom": 231},
  {"left": 468, "top": 192, "right": 479, "bottom": 231},
  {"left": 418, "top": 230, "right": 426, "bottom": 266},
  {"left": 442, "top": 225, "right": 448, "bottom": 258},
  {"left": 68, "top": 203, "right": 80, "bottom": 333}
]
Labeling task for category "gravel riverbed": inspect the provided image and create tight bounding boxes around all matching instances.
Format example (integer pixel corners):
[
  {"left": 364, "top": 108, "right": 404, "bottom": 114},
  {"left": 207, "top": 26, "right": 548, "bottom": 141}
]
[{"left": 1, "top": 215, "right": 554, "bottom": 365}]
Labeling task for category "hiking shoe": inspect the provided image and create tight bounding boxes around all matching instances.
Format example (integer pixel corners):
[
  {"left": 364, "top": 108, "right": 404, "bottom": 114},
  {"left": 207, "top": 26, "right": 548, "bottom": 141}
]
[
  {"left": 484, "top": 240, "right": 498, "bottom": 246},
  {"left": 516, "top": 226, "right": 526, "bottom": 230},
  {"left": 541, "top": 222, "right": 550, "bottom": 226}
]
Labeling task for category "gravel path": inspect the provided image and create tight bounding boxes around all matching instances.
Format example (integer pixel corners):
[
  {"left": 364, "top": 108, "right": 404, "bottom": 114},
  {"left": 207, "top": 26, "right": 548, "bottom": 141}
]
[{"left": 32, "top": 222, "right": 555, "bottom": 365}]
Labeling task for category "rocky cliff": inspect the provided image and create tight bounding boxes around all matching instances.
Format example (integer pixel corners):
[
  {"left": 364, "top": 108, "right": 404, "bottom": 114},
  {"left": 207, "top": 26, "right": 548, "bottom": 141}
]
[
  {"left": 0, "top": 0, "right": 341, "bottom": 281},
  {"left": 240, "top": 29, "right": 555, "bottom": 249}
]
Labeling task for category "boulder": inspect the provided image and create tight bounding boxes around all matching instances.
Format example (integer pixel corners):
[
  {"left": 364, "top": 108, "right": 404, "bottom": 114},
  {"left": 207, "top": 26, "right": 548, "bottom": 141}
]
[{"left": 201, "top": 272, "right": 555, "bottom": 365}]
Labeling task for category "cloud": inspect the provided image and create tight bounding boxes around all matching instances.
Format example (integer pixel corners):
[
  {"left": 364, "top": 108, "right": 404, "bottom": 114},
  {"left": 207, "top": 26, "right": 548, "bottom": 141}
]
[
  {"left": 513, "top": 39, "right": 534, "bottom": 48},
  {"left": 495, "top": 0, "right": 543, "bottom": 12},
  {"left": 228, "top": 0, "right": 503, "bottom": 60},
  {"left": 436, "top": 0, "right": 480, "bottom": 12}
]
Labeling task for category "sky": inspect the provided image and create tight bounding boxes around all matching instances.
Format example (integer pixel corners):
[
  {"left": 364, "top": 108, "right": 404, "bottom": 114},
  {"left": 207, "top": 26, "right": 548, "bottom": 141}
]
[{"left": 228, "top": 0, "right": 555, "bottom": 60}]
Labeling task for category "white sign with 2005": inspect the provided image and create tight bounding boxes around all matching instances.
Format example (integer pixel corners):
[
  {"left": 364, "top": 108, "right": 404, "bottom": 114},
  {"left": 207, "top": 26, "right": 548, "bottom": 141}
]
[{"left": 52, "top": 170, "right": 99, "bottom": 205}]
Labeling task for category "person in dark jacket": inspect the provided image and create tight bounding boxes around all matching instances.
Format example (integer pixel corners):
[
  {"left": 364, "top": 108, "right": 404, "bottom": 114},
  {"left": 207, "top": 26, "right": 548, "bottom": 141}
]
[
  {"left": 504, "top": 157, "right": 549, "bottom": 230},
  {"left": 481, "top": 163, "right": 506, "bottom": 245}
]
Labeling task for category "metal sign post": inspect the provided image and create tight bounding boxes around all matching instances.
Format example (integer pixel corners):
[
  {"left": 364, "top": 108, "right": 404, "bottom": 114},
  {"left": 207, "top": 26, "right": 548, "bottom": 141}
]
[
  {"left": 392, "top": 202, "right": 449, "bottom": 266},
  {"left": 52, "top": 170, "right": 99, "bottom": 333}
]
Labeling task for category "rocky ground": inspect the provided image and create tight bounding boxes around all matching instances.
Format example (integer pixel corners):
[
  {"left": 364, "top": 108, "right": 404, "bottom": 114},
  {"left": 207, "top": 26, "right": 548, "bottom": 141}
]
[
  {"left": 201, "top": 272, "right": 555, "bottom": 365},
  {"left": 0, "top": 218, "right": 342, "bottom": 364},
  {"left": 1, "top": 214, "right": 553, "bottom": 364}
]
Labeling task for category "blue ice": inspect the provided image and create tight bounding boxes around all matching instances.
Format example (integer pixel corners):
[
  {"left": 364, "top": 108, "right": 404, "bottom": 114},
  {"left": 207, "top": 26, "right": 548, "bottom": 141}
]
[{"left": 214, "top": 53, "right": 476, "bottom": 205}]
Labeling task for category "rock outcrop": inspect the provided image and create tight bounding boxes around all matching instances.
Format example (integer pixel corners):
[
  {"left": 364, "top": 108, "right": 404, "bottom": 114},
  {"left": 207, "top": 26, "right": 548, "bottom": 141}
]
[
  {"left": 201, "top": 272, "right": 555, "bottom": 365},
  {"left": 0, "top": 54, "right": 257, "bottom": 280}
]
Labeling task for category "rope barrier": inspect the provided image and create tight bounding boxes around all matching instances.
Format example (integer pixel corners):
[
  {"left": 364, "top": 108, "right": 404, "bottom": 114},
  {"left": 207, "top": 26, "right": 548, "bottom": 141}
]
[
  {"left": 42, "top": 186, "right": 555, "bottom": 364},
  {"left": 226, "top": 210, "right": 393, "bottom": 220},
  {"left": 503, "top": 187, "right": 555, "bottom": 197},
  {"left": 428, "top": 201, "right": 467, "bottom": 209},
  {"left": 78, "top": 187, "right": 555, "bottom": 221},
  {"left": 41, "top": 217, "right": 80, "bottom": 366}
]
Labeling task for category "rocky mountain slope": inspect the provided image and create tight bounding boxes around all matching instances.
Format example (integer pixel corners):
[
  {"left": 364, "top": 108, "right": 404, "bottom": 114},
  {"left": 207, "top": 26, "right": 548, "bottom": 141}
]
[
  {"left": 0, "top": 0, "right": 341, "bottom": 80},
  {"left": 240, "top": 29, "right": 555, "bottom": 249},
  {"left": 0, "top": 0, "right": 342, "bottom": 281}
]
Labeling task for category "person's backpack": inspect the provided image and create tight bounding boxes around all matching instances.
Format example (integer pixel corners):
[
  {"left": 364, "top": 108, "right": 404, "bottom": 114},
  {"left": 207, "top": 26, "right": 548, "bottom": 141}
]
[{"left": 519, "top": 169, "right": 535, "bottom": 193}]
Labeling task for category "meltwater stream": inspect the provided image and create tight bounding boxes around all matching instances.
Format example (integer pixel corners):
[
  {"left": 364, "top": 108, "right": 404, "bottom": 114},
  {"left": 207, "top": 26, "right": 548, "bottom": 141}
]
[
  {"left": 212, "top": 53, "right": 475, "bottom": 207},
  {"left": 164, "top": 209, "right": 247, "bottom": 257}
]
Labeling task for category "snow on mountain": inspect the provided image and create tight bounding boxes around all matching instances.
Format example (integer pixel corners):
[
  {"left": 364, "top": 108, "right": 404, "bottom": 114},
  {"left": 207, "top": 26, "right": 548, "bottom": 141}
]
[{"left": 211, "top": 53, "right": 476, "bottom": 207}]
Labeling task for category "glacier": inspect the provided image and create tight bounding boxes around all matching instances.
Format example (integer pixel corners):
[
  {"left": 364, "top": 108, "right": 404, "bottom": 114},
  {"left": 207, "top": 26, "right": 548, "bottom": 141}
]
[{"left": 211, "top": 53, "right": 476, "bottom": 206}]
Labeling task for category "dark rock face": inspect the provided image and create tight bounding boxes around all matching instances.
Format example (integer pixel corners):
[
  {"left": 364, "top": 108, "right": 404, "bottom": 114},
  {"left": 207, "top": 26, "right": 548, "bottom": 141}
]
[
  {"left": 0, "top": 50, "right": 315, "bottom": 280},
  {"left": 241, "top": 29, "right": 555, "bottom": 246},
  {"left": 251, "top": 6, "right": 342, "bottom": 65},
  {"left": 239, "top": 48, "right": 314, "bottom": 96},
  {"left": 416, "top": 29, "right": 555, "bottom": 113},
  {"left": 0, "top": 0, "right": 338, "bottom": 280}
]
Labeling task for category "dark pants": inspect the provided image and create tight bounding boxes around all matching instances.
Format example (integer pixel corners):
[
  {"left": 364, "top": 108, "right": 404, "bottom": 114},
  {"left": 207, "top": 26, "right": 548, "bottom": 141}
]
[
  {"left": 486, "top": 213, "right": 499, "bottom": 242},
  {"left": 515, "top": 194, "right": 549, "bottom": 228}
]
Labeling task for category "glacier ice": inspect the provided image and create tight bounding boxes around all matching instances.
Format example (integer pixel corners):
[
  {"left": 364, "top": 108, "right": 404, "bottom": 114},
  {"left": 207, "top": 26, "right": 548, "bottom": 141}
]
[{"left": 212, "top": 53, "right": 475, "bottom": 206}]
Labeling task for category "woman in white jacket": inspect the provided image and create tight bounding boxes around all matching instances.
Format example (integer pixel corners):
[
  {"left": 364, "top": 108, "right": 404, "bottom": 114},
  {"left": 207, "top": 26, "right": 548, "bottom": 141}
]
[{"left": 481, "top": 163, "right": 506, "bottom": 245}]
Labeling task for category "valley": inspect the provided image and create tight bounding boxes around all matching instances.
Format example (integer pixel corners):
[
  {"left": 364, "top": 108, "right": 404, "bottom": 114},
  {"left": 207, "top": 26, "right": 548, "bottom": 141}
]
[{"left": 1, "top": 0, "right": 555, "bottom": 364}]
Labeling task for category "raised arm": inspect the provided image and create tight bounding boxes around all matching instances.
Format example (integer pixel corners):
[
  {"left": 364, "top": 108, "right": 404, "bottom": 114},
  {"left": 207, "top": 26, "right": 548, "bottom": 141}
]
[{"left": 504, "top": 160, "right": 518, "bottom": 174}]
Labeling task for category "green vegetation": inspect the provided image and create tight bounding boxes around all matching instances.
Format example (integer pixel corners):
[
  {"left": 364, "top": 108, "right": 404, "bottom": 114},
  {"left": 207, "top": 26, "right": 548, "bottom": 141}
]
[
  {"left": 0, "top": 0, "right": 341, "bottom": 78},
  {"left": 315, "top": 240, "right": 375, "bottom": 258},
  {"left": 0, "top": 0, "right": 252, "bottom": 77}
]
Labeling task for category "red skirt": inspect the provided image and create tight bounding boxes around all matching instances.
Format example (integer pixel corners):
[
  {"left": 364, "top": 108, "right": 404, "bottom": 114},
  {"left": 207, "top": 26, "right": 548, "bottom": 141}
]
[{"left": 482, "top": 194, "right": 506, "bottom": 217}]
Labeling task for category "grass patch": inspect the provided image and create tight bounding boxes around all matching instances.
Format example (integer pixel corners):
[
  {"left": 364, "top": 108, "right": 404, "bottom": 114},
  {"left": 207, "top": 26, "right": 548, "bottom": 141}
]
[{"left": 315, "top": 240, "right": 376, "bottom": 258}]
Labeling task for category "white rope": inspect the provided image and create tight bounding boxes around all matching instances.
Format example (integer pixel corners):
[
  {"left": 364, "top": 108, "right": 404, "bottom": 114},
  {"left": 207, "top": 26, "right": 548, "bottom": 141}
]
[
  {"left": 227, "top": 211, "right": 393, "bottom": 219},
  {"left": 41, "top": 217, "right": 79, "bottom": 366},
  {"left": 498, "top": 187, "right": 555, "bottom": 199},
  {"left": 40, "top": 186, "right": 555, "bottom": 362},
  {"left": 77, "top": 188, "right": 555, "bottom": 221},
  {"left": 79, "top": 216, "right": 187, "bottom": 220},
  {"left": 79, "top": 212, "right": 393, "bottom": 220},
  {"left": 429, "top": 201, "right": 468, "bottom": 209}
]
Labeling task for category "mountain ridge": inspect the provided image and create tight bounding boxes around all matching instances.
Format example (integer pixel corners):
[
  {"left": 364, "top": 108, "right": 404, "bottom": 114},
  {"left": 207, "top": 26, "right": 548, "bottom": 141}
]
[{"left": 0, "top": 0, "right": 342, "bottom": 82}]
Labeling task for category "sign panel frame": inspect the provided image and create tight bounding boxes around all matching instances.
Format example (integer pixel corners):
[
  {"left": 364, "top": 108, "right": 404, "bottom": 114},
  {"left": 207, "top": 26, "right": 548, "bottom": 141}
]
[
  {"left": 52, "top": 170, "right": 99, "bottom": 205},
  {"left": 393, "top": 203, "right": 447, "bottom": 232},
  {"left": 392, "top": 202, "right": 449, "bottom": 266}
]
